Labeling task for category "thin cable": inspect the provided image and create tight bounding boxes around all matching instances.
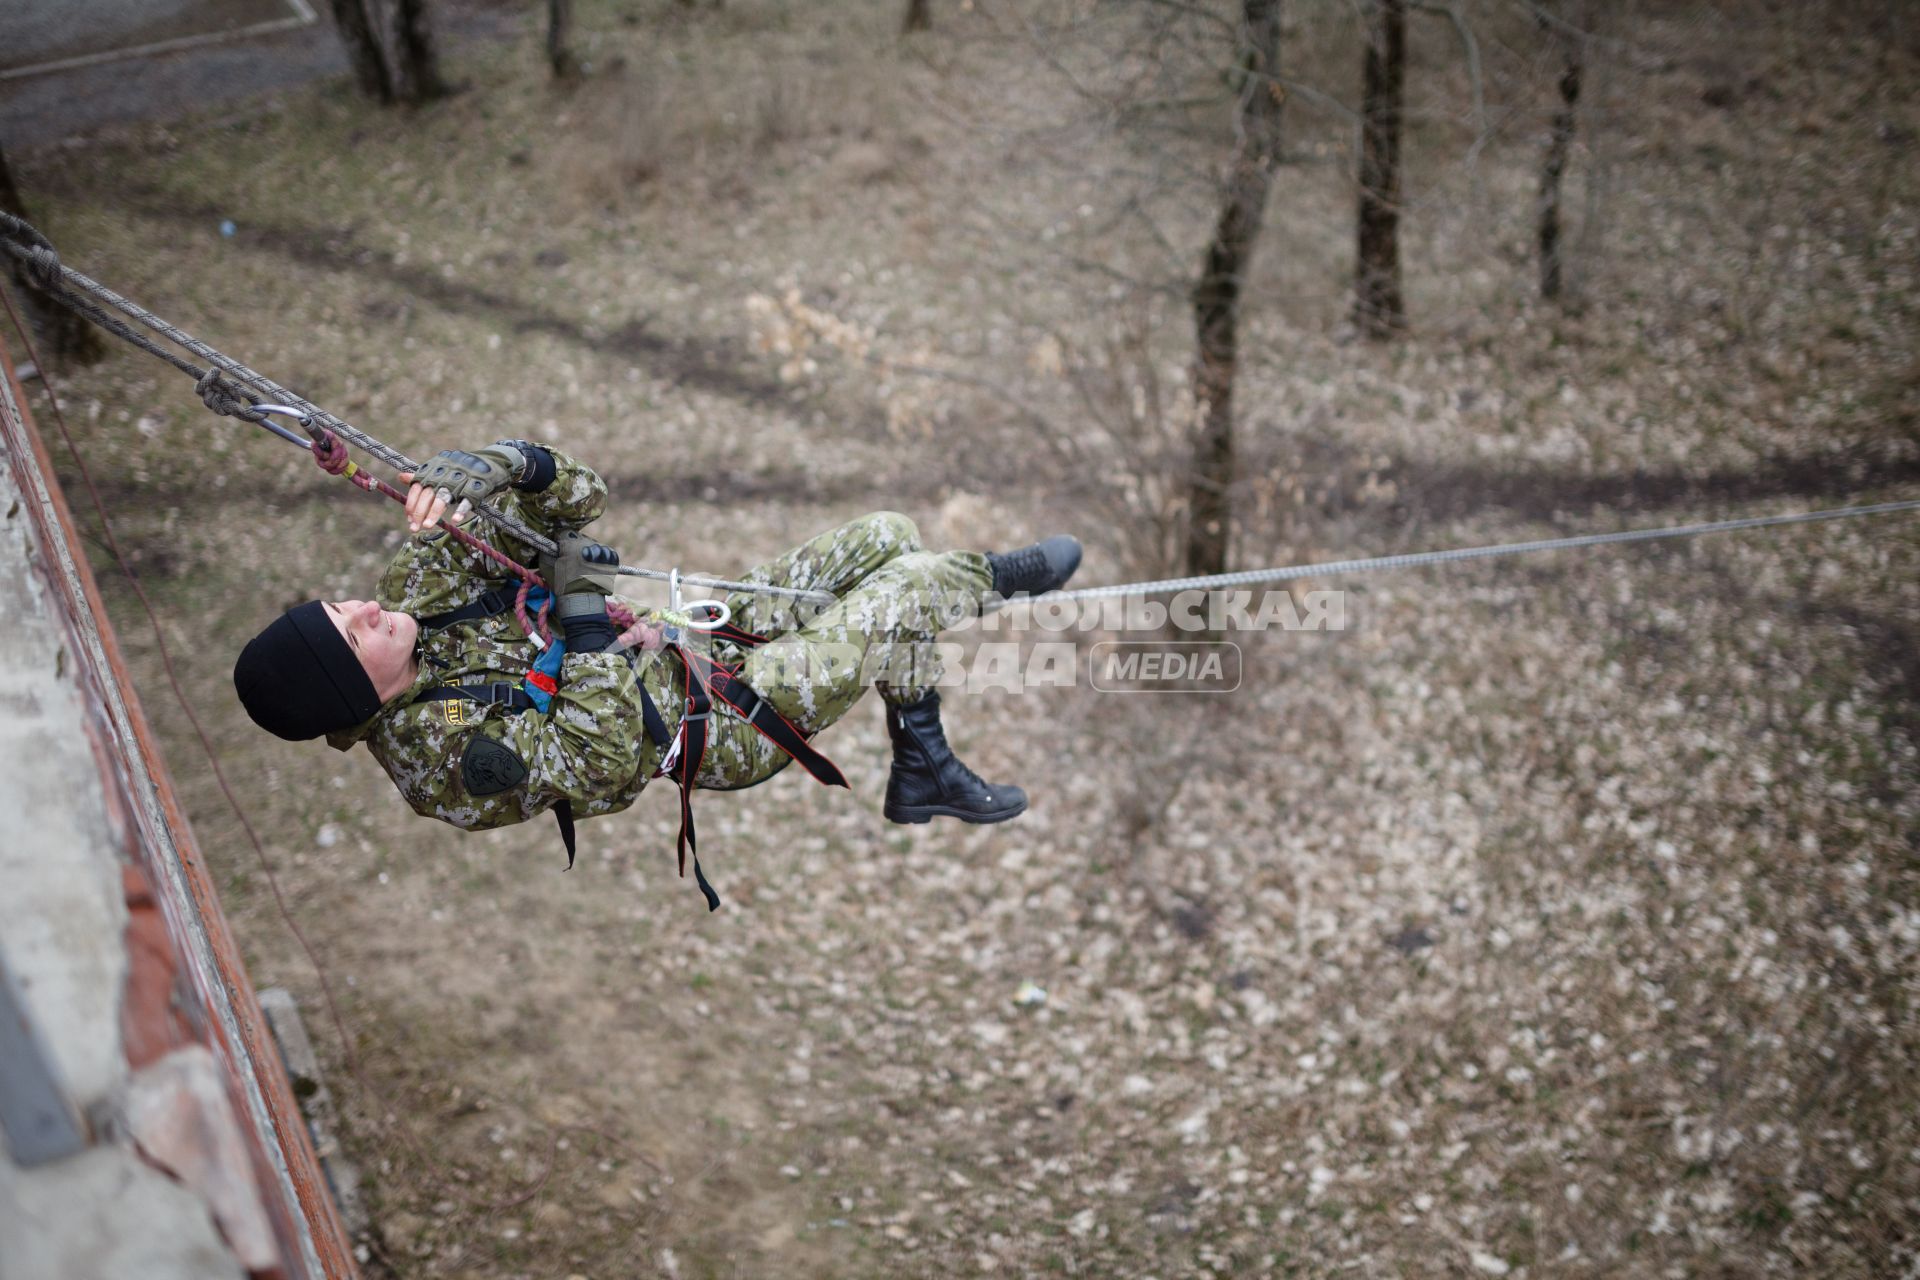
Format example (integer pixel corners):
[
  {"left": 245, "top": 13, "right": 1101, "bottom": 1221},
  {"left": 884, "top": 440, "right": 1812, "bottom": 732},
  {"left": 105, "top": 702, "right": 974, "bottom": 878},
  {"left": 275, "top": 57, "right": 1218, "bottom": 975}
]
[
  {"left": 61, "top": 260, "right": 557, "bottom": 553},
  {"left": 1022, "top": 499, "right": 1920, "bottom": 604},
  {"left": 615, "top": 563, "right": 837, "bottom": 604},
  {"left": 11, "top": 217, "right": 1916, "bottom": 613}
]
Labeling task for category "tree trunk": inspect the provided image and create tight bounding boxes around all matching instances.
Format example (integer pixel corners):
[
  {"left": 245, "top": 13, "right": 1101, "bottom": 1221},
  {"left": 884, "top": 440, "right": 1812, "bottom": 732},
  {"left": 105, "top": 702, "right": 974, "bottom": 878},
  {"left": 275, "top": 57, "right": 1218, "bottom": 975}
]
[
  {"left": 0, "top": 144, "right": 106, "bottom": 367},
  {"left": 902, "top": 0, "right": 931, "bottom": 33},
  {"left": 391, "top": 0, "right": 452, "bottom": 102},
  {"left": 1185, "top": 0, "right": 1284, "bottom": 579},
  {"left": 328, "top": 0, "right": 393, "bottom": 102},
  {"left": 1538, "top": 13, "right": 1584, "bottom": 302},
  {"left": 1352, "top": 0, "right": 1407, "bottom": 339},
  {"left": 548, "top": 0, "right": 581, "bottom": 78}
]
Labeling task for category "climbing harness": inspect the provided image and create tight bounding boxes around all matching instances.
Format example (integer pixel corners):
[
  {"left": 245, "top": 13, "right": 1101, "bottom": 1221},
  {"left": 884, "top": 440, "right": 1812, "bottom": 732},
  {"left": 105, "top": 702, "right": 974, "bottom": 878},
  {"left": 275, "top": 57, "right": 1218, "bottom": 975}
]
[
  {"left": 396, "top": 571, "right": 845, "bottom": 908},
  {"left": 643, "top": 571, "right": 849, "bottom": 910}
]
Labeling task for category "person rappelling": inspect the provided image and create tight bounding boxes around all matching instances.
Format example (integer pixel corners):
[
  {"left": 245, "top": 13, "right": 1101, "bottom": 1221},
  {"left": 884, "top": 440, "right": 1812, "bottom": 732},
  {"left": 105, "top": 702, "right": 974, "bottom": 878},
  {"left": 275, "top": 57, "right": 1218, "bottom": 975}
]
[
  {"left": 229, "top": 439, "right": 1082, "bottom": 907},
  {"left": 8, "top": 212, "right": 1915, "bottom": 909}
]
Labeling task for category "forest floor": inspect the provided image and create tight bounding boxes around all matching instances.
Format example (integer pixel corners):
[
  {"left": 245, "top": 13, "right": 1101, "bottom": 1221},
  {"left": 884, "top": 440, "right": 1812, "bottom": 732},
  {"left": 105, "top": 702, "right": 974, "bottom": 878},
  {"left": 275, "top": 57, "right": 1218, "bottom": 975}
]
[{"left": 9, "top": 1, "right": 1920, "bottom": 1277}]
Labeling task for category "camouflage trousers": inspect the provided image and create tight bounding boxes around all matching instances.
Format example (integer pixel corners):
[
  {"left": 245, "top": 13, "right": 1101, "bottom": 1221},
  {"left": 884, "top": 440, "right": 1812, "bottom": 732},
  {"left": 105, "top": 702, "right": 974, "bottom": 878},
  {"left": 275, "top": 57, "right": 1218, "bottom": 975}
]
[{"left": 688, "top": 513, "right": 992, "bottom": 790}]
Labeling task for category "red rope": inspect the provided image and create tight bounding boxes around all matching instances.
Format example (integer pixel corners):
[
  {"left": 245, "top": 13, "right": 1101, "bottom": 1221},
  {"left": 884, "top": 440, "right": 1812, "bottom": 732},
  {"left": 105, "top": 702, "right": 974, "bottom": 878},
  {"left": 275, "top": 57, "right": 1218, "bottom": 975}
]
[{"left": 514, "top": 577, "right": 554, "bottom": 645}]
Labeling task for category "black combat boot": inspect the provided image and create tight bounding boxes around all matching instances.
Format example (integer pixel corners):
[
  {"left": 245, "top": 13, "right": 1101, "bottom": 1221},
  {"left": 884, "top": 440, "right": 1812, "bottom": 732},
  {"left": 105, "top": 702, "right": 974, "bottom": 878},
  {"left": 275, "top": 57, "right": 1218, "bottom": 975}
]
[
  {"left": 883, "top": 691, "right": 1028, "bottom": 824},
  {"left": 987, "top": 535, "right": 1083, "bottom": 599}
]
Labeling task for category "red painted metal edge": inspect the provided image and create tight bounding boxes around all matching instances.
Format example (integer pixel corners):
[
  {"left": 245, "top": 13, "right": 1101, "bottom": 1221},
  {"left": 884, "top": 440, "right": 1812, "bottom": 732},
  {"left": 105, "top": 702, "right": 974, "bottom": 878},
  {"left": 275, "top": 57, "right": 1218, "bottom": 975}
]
[{"left": 0, "top": 329, "right": 359, "bottom": 1279}]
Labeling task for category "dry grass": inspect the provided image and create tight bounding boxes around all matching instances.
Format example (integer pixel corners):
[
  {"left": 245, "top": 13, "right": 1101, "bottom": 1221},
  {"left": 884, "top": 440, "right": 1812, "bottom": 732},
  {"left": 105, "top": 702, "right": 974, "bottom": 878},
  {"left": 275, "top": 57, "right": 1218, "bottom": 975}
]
[{"left": 11, "top": 0, "right": 1920, "bottom": 1276}]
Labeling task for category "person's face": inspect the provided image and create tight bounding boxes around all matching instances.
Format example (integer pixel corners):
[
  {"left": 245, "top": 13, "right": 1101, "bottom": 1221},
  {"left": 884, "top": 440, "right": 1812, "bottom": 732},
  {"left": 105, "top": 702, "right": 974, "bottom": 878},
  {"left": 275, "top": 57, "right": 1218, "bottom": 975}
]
[{"left": 323, "top": 599, "right": 418, "bottom": 699}]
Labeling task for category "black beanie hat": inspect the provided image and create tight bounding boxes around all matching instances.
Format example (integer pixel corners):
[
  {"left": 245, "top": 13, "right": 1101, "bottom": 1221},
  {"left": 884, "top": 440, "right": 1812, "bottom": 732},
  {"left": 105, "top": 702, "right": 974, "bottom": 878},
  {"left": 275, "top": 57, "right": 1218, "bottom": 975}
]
[{"left": 233, "top": 601, "right": 385, "bottom": 741}]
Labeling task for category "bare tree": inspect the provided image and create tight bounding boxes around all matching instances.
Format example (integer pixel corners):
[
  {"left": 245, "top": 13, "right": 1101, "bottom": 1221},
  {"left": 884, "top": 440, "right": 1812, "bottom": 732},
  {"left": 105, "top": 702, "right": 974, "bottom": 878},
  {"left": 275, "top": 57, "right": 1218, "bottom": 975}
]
[
  {"left": 903, "top": 0, "right": 932, "bottom": 33},
  {"left": 328, "top": 0, "right": 394, "bottom": 102},
  {"left": 1353, "top": 0, "right": 1408, "bottom": 338},
  {"left": 1538, "top": 5, "right": 1586, "bottom": 303},
  {"left": 1186, "top": 0, "right": 1286, "bottom": 578},
  {"left": 391, "top": 0, "right": 452, "bottom": 102},
  {"left": 328, "top": 0, "right": 446, "bottom": 103},
  {"left": 548, "top": 0, "right": 581, "bottom": 79},
  {"left": 0, "top": 144, "right": 105, "bottom": 367}
]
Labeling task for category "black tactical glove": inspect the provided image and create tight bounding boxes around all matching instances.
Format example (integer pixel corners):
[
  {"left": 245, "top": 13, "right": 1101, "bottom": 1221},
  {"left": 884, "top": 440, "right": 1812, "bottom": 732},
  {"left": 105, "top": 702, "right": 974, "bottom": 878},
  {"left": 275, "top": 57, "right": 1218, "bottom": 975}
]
[
  {"left": 412, "top": 443, "right": 530, "bottom": 506},
  {"left": 542, "top": 531, "right": 621, "bottom": 653}
]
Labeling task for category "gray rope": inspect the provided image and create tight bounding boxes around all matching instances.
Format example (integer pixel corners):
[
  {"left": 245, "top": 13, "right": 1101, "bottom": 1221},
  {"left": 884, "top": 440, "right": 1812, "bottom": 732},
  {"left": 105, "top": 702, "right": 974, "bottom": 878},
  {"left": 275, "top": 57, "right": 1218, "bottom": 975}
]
[
  {"left": 1022, "top": 499, "right": 1920, "bottom": 604},
  {"left": 20, "top": 276, "right": 308, "bottom": 449},
  {"left": 0, "top": 214, "right": 558, "bottom": 557},
  {"left": 628, "top": 499, "right": 1920, "bottom": 615}
]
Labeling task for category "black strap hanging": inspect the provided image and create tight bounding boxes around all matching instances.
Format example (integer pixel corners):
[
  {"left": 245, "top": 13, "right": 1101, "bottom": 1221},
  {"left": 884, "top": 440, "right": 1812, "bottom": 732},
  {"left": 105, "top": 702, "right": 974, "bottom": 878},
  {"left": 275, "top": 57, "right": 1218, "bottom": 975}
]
[
  {"left": 651, "top": 628, "right": 851, "bottom": 912},
  {"left": 417, "top": 584, "right": 517, "bottom": 631},
  {"left": 554, "top": 800, "right": 577, "bottom": 870}
]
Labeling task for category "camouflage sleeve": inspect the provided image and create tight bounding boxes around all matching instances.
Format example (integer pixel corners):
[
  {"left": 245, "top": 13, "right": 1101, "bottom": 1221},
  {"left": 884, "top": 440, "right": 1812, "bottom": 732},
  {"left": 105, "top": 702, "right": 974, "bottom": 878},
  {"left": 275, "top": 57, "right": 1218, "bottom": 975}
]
[
  {"left": 480, "top": 649, "right": 644, "bottom": 809},
  {"left": 372, "top": 650, "right": 647, "bottom": 830},
  {"left": 492, "top": 443, "right": 609, "bottom": 563}
]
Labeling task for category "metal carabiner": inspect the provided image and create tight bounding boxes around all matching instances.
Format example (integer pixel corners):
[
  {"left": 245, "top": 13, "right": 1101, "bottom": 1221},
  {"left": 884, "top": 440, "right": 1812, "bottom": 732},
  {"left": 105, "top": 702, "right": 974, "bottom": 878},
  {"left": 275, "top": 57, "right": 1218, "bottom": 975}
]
[
  {"left": 247, "top": 402, "right": 315, "bottom": 449},
  {"left": 250, "top": 402, "right": 311, "bottom": 425}
]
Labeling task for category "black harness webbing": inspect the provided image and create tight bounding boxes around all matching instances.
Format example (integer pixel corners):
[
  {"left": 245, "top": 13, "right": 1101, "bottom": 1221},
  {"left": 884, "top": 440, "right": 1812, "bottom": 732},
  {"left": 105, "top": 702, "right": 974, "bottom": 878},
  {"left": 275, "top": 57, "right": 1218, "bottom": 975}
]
[
  {"left": 418, "top": 585, "right": 518, "bottom": 631},
  {"left": 654, "top": 619, "right": 847, "bottom": 912},
  {"left": 418, "top": 681, "right": 535, "bottom": 712}
]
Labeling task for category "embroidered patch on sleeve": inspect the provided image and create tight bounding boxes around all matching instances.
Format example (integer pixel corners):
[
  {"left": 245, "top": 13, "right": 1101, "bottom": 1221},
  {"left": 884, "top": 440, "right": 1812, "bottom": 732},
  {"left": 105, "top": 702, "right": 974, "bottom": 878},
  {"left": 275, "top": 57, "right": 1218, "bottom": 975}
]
[{"left": 461, "top": 734, "right": 529, "bottom": 795}]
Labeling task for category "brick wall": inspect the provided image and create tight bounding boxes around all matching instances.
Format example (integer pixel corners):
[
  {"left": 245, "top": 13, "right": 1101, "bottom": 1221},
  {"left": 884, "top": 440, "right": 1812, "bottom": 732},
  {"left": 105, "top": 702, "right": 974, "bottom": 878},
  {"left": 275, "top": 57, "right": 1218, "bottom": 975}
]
[{"left": 0, "top": 329, "right": 357, "bottom": 1280}]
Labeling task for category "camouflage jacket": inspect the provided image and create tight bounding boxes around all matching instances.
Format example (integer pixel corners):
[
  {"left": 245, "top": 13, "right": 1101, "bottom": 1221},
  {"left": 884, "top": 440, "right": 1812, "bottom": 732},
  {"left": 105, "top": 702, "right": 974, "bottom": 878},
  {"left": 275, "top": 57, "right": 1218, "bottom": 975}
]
[{"left": 326, "top": 445, "right": 679, "bottom": 833}]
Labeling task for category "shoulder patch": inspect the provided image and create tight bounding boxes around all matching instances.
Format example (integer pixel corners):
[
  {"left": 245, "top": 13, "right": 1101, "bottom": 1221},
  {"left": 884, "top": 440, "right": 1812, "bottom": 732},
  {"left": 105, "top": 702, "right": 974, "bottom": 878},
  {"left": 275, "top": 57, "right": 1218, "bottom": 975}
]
[
  {"left": 441, "top": 697, "right": 479, "bottom": 727},
  {"left": 461, "top": 734, "right": 529, "bottom": 796}
]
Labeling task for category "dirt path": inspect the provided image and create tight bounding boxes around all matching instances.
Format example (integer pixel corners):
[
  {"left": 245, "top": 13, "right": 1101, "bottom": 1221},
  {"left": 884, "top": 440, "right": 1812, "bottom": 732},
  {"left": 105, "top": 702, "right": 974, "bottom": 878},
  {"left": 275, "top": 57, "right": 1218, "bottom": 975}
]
[{"left": 0, "top": 0, "right": 522, "bottom": 146}]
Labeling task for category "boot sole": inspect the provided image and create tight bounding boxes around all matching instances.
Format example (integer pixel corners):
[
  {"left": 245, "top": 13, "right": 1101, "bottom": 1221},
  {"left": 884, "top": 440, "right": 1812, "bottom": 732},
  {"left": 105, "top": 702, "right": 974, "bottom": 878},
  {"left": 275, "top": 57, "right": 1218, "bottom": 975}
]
[{"left": 884, "top": 798, "right": 1029, "bottom": 825}]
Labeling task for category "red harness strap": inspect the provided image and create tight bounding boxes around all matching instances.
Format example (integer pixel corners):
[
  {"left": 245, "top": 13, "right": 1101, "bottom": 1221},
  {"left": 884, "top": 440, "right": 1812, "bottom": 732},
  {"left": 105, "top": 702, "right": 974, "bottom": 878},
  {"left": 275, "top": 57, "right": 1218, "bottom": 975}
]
[
  {"left": 656, "top": 621, "right": 848, "bottom": 910},
  {"left": 681, "top": 648, "right": 849, "bottom": 789}
]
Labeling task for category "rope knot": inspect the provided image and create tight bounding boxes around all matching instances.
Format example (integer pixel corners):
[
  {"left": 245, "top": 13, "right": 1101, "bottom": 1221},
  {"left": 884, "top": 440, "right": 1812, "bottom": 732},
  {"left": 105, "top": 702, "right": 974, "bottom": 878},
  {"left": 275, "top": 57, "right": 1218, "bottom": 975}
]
[
  {"left": 195, "top": 369, "right": 258, "bottom": 421},
  {"left": 20, "top": 244, "right": 63, "bottom": 294},
  {"left": 310, "top": 430, "right": 350, "bottom": 475},
  {"left": 0, "top": 212, "right": 64, "bottom": 293}
]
